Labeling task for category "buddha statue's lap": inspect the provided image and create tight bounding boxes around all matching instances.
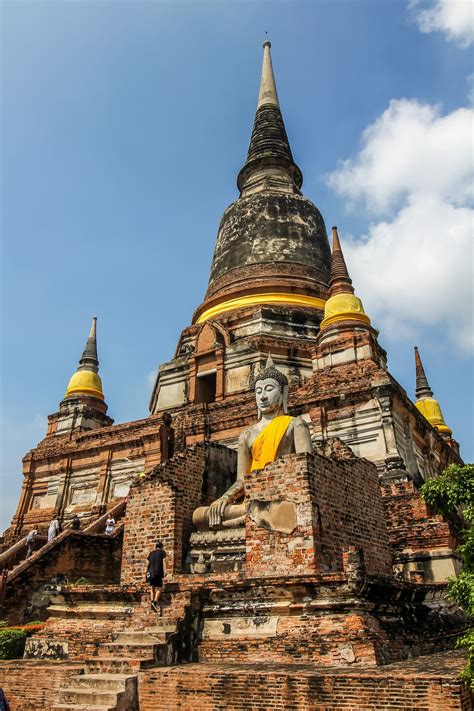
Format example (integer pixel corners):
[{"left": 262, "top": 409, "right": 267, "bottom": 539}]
[{"left": 192, "top": 356, "right": 312, "bottom": 531}]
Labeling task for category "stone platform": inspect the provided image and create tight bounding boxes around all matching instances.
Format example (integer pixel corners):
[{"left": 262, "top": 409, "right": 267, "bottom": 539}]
[
  {"left": 1, "top": 651, "right": 470, "bottom": 710},
  {"left": 138, "top": 651, "right": 472, "bottom": 710}
]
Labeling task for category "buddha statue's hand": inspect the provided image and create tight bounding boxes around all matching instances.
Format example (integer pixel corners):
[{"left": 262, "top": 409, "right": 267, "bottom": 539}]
[{"left": 208, "top": 495, "right": 230, "bottom": 528}]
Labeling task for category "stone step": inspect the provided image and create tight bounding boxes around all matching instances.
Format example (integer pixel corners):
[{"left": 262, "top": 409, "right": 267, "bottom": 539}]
[
  {"left": 113, "top": 631, "right": 170, "bottom": 644},
  {"left": 99, "top": 642, "right": 160, "bottom": 659},
  {"left": 86, "top": 656, "right": 154, "bottom": 674},
  {"left": 144, "top": 623, "right": 176, "bottom": 634},
  {"left": 71, "top": 673, "right": 135, "bottom": 691},
  {"left": 52, "top": 705, "right": 117, "bottom": 711},
  {"left": 144, "top": 616, "right": 177, "bottom": 632},
  {"left": 49, "top": 604, "right": 133, "bottom": 620},
  {"left": 59, "top": 687, "right": 120, "bottom": 706}
]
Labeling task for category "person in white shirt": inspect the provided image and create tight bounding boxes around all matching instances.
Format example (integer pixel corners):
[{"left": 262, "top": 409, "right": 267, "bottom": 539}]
[
  {"left": 26, "top": 529, "right": 38, "bottom": 558},
  {"left": 48, "top": 518, "right": 60, "bottom": 543},
  {"left": 105, "top": 515, "right": 115, "bottom": 535}
]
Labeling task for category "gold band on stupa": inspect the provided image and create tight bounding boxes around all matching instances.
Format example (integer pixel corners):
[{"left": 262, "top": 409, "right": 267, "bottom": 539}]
[{"left": 195, "top": 292, "right": 326, "bottom": 324}]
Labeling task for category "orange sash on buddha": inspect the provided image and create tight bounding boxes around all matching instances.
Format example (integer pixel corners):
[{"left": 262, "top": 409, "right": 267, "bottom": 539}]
[{"left": 250, "top": 415, "right": 293, "bottom": 472}]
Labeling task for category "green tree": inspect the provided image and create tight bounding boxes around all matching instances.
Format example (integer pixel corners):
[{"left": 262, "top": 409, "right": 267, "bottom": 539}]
[{"left": 421, "top": 463, "right": 474, "bottom": 687}]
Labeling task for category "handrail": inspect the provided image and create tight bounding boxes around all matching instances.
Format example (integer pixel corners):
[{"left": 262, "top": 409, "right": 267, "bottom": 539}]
[
  {"left": 83, "top": 498, "right": 127, "bottom": 534},
  {"left": 6, "top": 527, "right": 72, "bottom": 583},
  {"left": 0, "top": 498, "right": 127, "bottom": 578},
  {"left": 6, "top": 517, "right": 125, "bottom": 586},
  {"left": 0, "top": 537, "right": 28, "bottom": 571}
]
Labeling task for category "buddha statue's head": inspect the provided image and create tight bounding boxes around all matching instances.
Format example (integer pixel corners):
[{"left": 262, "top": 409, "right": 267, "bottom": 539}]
[{"left": 251, "top": 355, "right": 289, "bottom": 418}]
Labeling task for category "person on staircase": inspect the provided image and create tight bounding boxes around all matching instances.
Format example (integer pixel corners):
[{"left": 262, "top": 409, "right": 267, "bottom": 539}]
[
  {"left": 70, "top": 514, "right": 81, "bottom": 530},
  {"left": 26, "top": 528, "right": 38, "bottom": 558},
  {"left": 104, "top": 513, "right": 115, "bottom": 535},
  {"left": 147, "top": 541, "right": 167, "bottom": 612},
  {"left": 47, "top": 518, "right": 61, "bottom": 543}
]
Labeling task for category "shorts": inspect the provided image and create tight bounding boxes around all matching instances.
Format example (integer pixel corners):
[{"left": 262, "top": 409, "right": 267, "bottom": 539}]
[{"left": 149, "top": 575, "right": 163, "bottom": 587}]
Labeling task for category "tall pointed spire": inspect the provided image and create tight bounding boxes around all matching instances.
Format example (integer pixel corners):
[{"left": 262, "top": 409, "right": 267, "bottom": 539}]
[
  {"left": 191, "top": 41, "right": 331, "bottom": 329},
  {"left": 320, "top": 227, "right": 370, "bottom": 330},
  {"left": 78, "top": 317, "right": 99, "bottom": 373},
  {"left": 257, "top": 41, "right": 279, "bottom": 108},
  {"left": 414, "top": 346, "right": 452, "bottom": 436},
  {"left": 64, "top": 317, "right": 104, "bottom": 401},
  {"left": 329, "top": 226, "right": 354, "bottom": 296},
  {"left": 414, "top": 346, "right": 433, "bottom": 399},
  {"left": 237, "top": 41, "right": 302, "bottom": 194}
]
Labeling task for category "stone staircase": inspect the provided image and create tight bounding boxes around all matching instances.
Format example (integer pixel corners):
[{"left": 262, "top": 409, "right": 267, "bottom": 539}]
[
  {"left": 47, "top": 603, "right": 179, "bottom": 711},
  {"left": 1, "top": 499, "right": 127, "bottom": 579},
  {"left": 93, "top": 618, "right": 179, "bottom": 669},
  {"left": 23, "top": 580, "right": 194, "bottom": 710},
  {"left": 52, "top": 673, "right": 137, "bottom": 711}
]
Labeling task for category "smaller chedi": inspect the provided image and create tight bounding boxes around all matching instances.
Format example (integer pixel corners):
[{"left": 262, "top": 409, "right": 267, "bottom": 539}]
[{"left": 193, "top": 355, "right": 312, "bottom": 531}]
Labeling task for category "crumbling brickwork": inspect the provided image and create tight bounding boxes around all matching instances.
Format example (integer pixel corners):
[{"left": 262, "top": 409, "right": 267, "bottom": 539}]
[
  {"left": 381, "top": 479, "right": 461, "bottom": 581},
  {"left": 121, "top": 443, "right": 236, "bottom": 584},
  {"left": 138, "top": 652, "right": 471, "bottom": 711},
  {"left": 2, "top": 531, "right": 122, "bottom": 624},
  {"left": 0, "top": 660, "right": 83, "bottom": 710},
  {"left": 245, "top": 452, "right": 392, "bottom": 578}
]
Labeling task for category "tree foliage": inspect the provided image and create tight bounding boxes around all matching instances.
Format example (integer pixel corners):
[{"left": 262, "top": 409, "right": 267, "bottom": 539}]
[{"left": 421, "top": 463, "right": 474, "bottom": 686}]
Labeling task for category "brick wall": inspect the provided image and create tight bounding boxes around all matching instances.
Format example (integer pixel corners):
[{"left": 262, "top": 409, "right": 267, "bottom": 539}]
[
  {"left": 382, "top": 480, "right": 457, "bottom": 554},
  {"left": 198, "top": 609, "right": 382, "bottom": 666},
  {"left": 121, "top": 443, "right": 236, "bottom": 585},
  {"left": 0, "top": 660, "right": 83, "bottom": 710},
  {"left": 30, "top": 616, "right": 124, "bottom": 659},
  {"left": 381, "top": 479, "right": 460, "bottom": 582},
  {"left": 138, "top": 652, "right": 471, "bottom": 711},
  {"left": 2, "top": 532, "right": 122, "bottom": 624},
  {"left": 245, "top": 452, "right": 392, "bottom": 579}
]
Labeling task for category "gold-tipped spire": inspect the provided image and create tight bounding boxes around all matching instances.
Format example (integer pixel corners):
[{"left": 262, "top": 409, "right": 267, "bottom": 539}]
[
  {"left": 64, "top": 317, "right": 104, "bottom": 400},
  {"left": 414, "top": 347, "right": 452, "bottom": 435},
  {"left": 320, "top": 227, "right": 370, "bottom": 330}
]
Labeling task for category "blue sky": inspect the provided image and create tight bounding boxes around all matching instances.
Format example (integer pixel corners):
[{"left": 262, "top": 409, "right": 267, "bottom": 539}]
[{"left": 1, "top": 0, "right": 473, "bottom": 530}]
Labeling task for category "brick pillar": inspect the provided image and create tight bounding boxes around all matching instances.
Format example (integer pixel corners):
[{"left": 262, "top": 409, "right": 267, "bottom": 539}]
[
  {"left": 12, "top": 457, "right": 34, "bottom": 534},
  {"left": 244, "top": 453, "right": 318, "bottom": 578},
  {"left": 244, "top": 452, "right": 392, "bottom": 579},
  {"left": 96, "top": 449, "right": 113, "bottom": 509}
]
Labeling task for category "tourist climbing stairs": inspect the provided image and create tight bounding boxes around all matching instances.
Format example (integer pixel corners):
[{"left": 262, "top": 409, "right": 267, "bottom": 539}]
[{"left": 0, "top": 498, "right": 127, "bottom": 581}]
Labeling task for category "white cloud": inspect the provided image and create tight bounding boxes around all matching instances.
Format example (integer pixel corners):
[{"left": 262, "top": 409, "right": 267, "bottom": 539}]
[
  {"left": 411, "top": 0, "right": 474, "bottom": 47},
  {"left": 343, "top": 196, "right": 473, "bottom": 352},
  {"left": 327, "top": 99, "right": 473, "bottom": 214},
  {"left": 327, "top": 98, "right": 474, "bottom": 354}
]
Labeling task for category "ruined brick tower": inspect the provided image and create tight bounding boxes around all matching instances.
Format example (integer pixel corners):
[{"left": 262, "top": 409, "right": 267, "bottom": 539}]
[{"left": 0, "top": 43, "right": 470, "bottom": 711}]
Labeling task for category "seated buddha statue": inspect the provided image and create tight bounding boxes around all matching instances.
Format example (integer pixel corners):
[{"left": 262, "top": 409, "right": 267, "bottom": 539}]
[{"left": 193, "top": 355, "right": 312, "bottom": 530}]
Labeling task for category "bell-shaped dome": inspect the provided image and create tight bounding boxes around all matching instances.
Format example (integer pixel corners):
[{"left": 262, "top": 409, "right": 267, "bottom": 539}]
[
  {"left": 65, "top": 370, "right": 104, "bottom": 400},
  {"left": 193, "top": 42, "right": 331, "bottom": 325},
  {"left": 208, "top": 192, "right": 331, "bottom": 289},
  {"left": 415, "top": 398, "right": 452, "bottom": 435},
  {"left": 414, "top": 347, "right": 452, "bottom": 436},
  {"left": 63, "top": 317, "right": 105, "bottom": 402},
  {"left": 319, "top": 227, "right": 371, "bottom": 331},
  {"left": 321, "top": 292, "right": 371, "bottom": 329}
]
